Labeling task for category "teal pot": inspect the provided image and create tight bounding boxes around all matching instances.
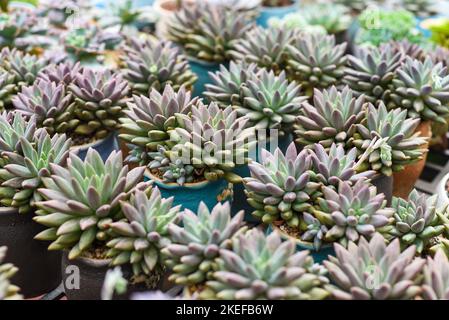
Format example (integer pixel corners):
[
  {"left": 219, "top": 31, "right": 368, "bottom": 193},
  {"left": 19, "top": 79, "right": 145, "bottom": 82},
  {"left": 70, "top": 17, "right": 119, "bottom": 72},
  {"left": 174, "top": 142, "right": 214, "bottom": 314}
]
[
  {"left": 71, "top": 133, "right": 119, "bottom": 161},
  {"left": 188, "top": 57, "right": 223, "bottom": 98},
  {"left": 268, "top": 224, "right": 335, "bottom": 263},
  {"left": 416, "top": 15, "right": 443, "bottom": 39},
  {"left": 144, "top": 170, "right": 233, "bottom": 212},
  {"left": 232, "top": 133, "right": 293, "bottom": 221},
  {"left": 371, "top": 174, "right": 393, "bottom": 205},
  {"left": 0, "top": 207, "right": 62, "bottom": 298},
  {"left": 256, "top": 0, "right": 299, "bottom": 28}
]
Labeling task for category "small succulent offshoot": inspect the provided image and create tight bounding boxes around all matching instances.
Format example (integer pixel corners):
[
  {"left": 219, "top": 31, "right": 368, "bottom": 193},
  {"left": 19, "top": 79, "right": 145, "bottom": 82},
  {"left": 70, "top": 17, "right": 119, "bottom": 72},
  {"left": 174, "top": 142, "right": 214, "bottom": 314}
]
[{"left": 0, "top": 246, "right": 21, "bottom": 300}]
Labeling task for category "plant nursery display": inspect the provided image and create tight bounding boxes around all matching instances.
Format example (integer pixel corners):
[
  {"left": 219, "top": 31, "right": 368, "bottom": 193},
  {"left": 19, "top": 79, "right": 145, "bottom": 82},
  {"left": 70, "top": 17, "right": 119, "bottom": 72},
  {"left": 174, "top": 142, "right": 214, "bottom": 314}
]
[{"left": 2, "top": 0, "right": 449, "bottom": 302}]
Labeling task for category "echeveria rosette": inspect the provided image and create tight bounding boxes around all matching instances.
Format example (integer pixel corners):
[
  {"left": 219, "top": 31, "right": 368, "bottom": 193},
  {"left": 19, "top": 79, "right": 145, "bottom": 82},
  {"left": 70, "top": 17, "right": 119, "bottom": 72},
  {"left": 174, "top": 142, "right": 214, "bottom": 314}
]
[
  {"left": 120, "top": 37, "right": 197, "bottom": 95},
  {"left": 34, "top": 149, "right": 148, "bottom": 260},
  {"left": 345, "top": 45, "right": 404, "bottom": 105},
  {"left": 295, "top": 86, "right": 367, "bottom": 150},
  {"left": 0, "top": 130, "right": 71, "bottom": 214},
  {"left": 243, "top": 142, "right": 320, "bottom": 227},
  {"left": 238, "top": 69, "right": 307, "bottom": 135},
  {"left": 308, "top": 143, "right": 376, "bottom": 188},
  {"left": 389, "top": 190, "right": 445, "bottom": 254},
  {"left": 107, "top": 187, "right": 182, "bottom": 278},
  {"left": 0, "top": 247, "right": 21, "bottom": 300},
  {"left": 119, "top": 85, "right": 199, "bottom": 165},
  {"left": 286, "top": 33, "right": 347, "bottom": 96},
  {"left": 13, "top": 79, "right": 78, "bottom": 136},
  {"left": 316, "top": 180, "right": 394, "bottom": 248},
  {"left": 353, "top": 103, "right": 428, "bottom": 177},
  {"left": 0, "top": 8, "right": 37, "bottom": 49},
  {"left": 204, "top": 61, "right": 258, "bottom": 109},
  {"left": 69, "top": 68, "right": 130, "bottom": 140},
  {"left": 421, "top": 250, "right": 449, "bottom": 300},
  {"left": 167, "top": 2, "right": 254, "bottom": 63},
  {"left": 382, "top": 40, "right": 426, "bottom": 62},
  {"left": 229, "top": 27, "right": 298, "bottom": 75},
  {"left": 38, "top": 61, "right": 83, "bottom": 87},
  {"left": 172, "top": 102, "right": 254, "bottom": 183},
  {"left": 200, "top": 228, "right": 330, "bottom": 300},
  {"left": 389, "top": 57, "right": 449, "bottom": 124},
  {"left": 324, "top": 233, "right": 425, "bottom": 300},
  {"left": 162, "top": 202, "right": 246, "bottom": 287},
  {"left": 301, "top": 212, "right": 329, "bottom": 252}
]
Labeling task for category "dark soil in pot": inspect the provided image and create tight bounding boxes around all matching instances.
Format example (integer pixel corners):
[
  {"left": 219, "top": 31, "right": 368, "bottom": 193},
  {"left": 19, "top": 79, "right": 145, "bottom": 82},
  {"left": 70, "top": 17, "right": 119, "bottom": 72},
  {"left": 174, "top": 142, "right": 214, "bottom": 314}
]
[
  {"left": 61, "top": 250, "right": 163, "bottom": 300},
  {"left": 0, "top": 207, "right": 62, "bottom": 298}
]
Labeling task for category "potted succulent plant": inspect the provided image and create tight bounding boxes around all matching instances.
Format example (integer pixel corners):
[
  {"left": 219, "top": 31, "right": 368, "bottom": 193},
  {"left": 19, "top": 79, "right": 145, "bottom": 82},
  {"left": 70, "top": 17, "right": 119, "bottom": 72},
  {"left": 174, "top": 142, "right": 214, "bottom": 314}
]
[
  {"left": 199, "top": 228, "right": 330, "bottom": 300},
  {"left": 353, "top": 103, "right": 428, "bottom": 201},
  {"left": 166, "top": 2, "right": 254, "bottom": 96},
  {"left": 205, "top": 63, "right": 306, "bottom": 216},
  {"left": 0, "top": 112, "right": 69, "bottom": 297},
  {"left": 324, "top": 233, "right": 425, "bottom": 300},
  {"left": 0, "top": 246, "right": 22, "bottom": 300},
  {"left": 119, "top": 36, "right": 197, "bottom": 96},
  {"left": 33, "top": 149, "right": 148, "bottom": 300},
  {"left": 257, "top": 0, "right": 299, "bottom": 28},
  {"left": 389, "top": 57, "right": 449, "bottom": 199},
  {"left": 286, "top": 33, "right": 347, "bottom": 97},
  {"left": 388, "top": 190, "right": 445, "bottom": 255},
  {"left": 420, "top": 250, "right": 449, "bottom": 300},
  {"left": 106, "top": 186, "right": 182, "bottom": 296},
  {"left": 162, "top": 202, "right": 246, "bottom": 296}
]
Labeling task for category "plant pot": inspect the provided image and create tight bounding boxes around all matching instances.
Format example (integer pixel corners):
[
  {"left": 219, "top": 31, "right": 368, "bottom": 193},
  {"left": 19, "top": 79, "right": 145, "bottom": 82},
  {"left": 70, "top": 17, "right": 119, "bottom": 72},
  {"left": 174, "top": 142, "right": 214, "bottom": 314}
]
[
  {"left": 71, "top": 132, "right": 119, "bottom": 161},
  {"left": 256, "top": 0, "right": 299, "bottom": 28},
  {"left": 232, "top": 133, "right": 293, "bottom": 221},
  {"left": 268, "top": 224, "right": 335, "bottom": 263},
  {"left": 437, "top": 172, "right": 449, "bottom": 208},
  {"left": 61, "top": 251, "right": 162, "bottom": 300},
  {"left": 371, "top": 174, "right": 393, "bottom": 205},
  {"left": 393, "top": 121, "right": 431, "bottom": 200},
  {"left": 0, "top": 207, "right": 62, "bottom": 298},
  {"left": 144, "top": 170, "right": 233, "bottom": 212},
  {"left": 188, "top": 57, "right": 223, "bottom": 98}
]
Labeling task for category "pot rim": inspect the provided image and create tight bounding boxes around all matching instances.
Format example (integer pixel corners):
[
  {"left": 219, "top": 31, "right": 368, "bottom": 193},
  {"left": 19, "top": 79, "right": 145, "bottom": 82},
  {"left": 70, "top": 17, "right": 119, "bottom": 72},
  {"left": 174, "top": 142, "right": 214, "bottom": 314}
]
[
  {"left": 145, "top": 169, "right": 212, "bottom": 189},
  {"left": 270, "top": 224, "right": 333, "bottom": 250},
  {"left": 0, "top": 206, "right": 19, "bottom": 215},
  {"left": 63, "top": 249, "right": 112, "bottom": 268},
  {"left": 70, "top": 132, "right": 115, "bottom": 152},
  {"left": 437, "top": 172, "right": 449, "bottom": 208}
]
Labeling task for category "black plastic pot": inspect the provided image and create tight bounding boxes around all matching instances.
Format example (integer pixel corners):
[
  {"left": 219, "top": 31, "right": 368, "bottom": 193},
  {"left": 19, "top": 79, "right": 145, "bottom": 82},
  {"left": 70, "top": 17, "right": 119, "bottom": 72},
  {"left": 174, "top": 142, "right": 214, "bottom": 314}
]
[
  {"left": 0, "top": 207, "right": 62, "bottom": 298},
  {"left": 61, "top": 251, "right": 163, "bottom": 300},
  {"left": 372, "top": 174, "right": 393, "bottom": 205}
]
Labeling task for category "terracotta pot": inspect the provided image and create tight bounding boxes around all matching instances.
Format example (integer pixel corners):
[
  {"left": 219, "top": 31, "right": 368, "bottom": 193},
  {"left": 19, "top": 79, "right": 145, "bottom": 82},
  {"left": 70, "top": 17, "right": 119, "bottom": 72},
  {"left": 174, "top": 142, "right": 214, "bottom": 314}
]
[
  {"left": 0, "top": 207, "right": 62, "bottom": 298},
  {"left": 393, "top": 121, "right": 431, "bottom": 199}
]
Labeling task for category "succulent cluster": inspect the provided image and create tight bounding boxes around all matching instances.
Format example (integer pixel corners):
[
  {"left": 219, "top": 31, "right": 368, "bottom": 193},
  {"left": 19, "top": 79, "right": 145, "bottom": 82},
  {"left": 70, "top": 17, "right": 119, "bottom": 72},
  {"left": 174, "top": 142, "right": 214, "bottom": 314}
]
[
  {"left": 167, "top": 2, "right": 254, "bottom": 63},
  {"left": 324, "top": 233, "right": 425, "bottom": 300},
  {"left": 229, "top": 27, "right": 297, "bottom": 75},
  {"left": 389, "top": 190, "right": 445, "bottom": 254},
  {"left": 286, "top": 33, "right": 347, "bottom": 95},
  {"left": 345, "top": 45, "right": 404, "bottom": 105},
  {"left": 421, "top": 250, "right": 449, "bottom": 300},
  {"left": 70, "top": 68, "right": 130, "bottom": 140},
  {"left": 162, "top": 202, "right": 245, "bottom": 286},
  {"left": 120, "top": 86, "right": 199, "bottom": 165},
  {"left": 172, "top": 102, "right": 253, "bottom": 182},
  {"left": 389, "top": 57, "right": 449, "bottom": 124},
  {"left": 200, "top": 228, "right": 330, "bottom": 300},
  {"left": 34, "top": 149, "right": 147, "bottom": 259},
  {"left": 38, "top": 61, "right": 83, "bottom": 87},
  {"left": 353, "top": 103, "right": 427, "bottom": 176},
  {"left": 107, "top": 187, "right": 181, "bottom": 278},
  {"left": 316, "top": 180, "right": 394, "bottom": 248},
  {"left": 244, "top": 143, "right": 320, "bottom": 226},
  {"left": 295, "top": 86, "right": 367, "bottom": 149},
  {"left": 120, "top": 37, "right": 197, "bottom": 96},
  {"left": 0, "top": 8, "right": 38, "bottom": 49},
  {"left": 0, "top": 247, "right": 21, "bottom": 300}
]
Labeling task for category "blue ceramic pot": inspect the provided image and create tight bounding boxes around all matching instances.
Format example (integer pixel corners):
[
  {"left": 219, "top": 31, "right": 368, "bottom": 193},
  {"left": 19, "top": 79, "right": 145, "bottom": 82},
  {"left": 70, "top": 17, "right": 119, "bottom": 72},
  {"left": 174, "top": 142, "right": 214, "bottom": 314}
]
[
  {"left": 72, "top": 133, "right": 120, "bottom": 161},
  {"left": 256, "top": 0, "right": 299, "bottom": 28},
  {"left": 144, "top": 171, "right": 233, "bottom": 212},
  {"left": 232, "top": 134, "right": 293, "bottom": 221},
  {"left": 188, "top": 58, "right": 223, "bottom": 98},
  {"left": 267, "top": 224, "right": 335, "bottom": 263}
]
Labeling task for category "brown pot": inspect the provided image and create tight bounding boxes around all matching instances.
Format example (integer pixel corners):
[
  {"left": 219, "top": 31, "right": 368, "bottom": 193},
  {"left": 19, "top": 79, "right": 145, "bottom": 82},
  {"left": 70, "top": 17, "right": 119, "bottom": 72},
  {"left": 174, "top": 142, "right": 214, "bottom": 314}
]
[{"left": 393, "top": 121, "right": 431, "bottom": 199}]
